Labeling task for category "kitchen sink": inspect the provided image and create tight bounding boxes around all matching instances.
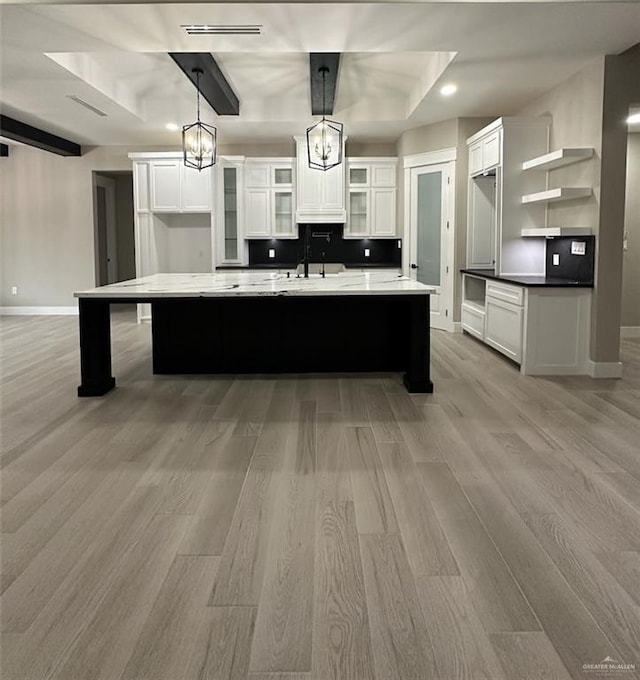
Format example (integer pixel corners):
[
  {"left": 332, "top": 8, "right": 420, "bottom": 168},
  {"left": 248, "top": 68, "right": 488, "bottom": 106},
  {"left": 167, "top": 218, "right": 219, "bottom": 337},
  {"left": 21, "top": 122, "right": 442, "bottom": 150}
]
[{"left": 295, "top": 263, "right": 346, "bottom": 276}]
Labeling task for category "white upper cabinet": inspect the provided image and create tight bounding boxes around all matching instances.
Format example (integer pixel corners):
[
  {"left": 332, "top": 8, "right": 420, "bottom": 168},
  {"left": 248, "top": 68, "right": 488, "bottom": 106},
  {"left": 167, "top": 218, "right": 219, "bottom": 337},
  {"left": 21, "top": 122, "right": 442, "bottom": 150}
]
[
  {"left": 245, "top": 188, "right": 271, "bottom": 238},
  {"left": 181, "top": 164, "right": 213, "bottom": 212},
  {"left": 245, "top": 163, "right": 270, "bottom": 188},
  {"left": 148, "top": 158, "right": 212, "bottom": 213},
  {"left": 370, "top": 188, "right": 396, "bottom": 237},
  {"left": 150, "top": 161, "right": 181, "bottom": 212},
  {"left": 345, "top": 158, "right": 398, "bottom": 238},
  {"left": 244, "top": 159, "right": 296, "bottom": 238},
  {"left": 465, "top": 117, "right": 550, "bottom": 275},
  {"left": 468, "top": 129, "right": 502, "bottom": 178},
  {"left": 295, "top": 136, "right": 346, "bottom": 223}
]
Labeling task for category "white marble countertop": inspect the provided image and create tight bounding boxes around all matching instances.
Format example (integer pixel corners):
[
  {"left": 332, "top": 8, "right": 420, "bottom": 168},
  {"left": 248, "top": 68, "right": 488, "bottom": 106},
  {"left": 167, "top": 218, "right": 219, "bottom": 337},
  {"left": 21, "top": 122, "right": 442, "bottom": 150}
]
[{"left": 75, "top": 272, "right": 435, "bottom": 299}]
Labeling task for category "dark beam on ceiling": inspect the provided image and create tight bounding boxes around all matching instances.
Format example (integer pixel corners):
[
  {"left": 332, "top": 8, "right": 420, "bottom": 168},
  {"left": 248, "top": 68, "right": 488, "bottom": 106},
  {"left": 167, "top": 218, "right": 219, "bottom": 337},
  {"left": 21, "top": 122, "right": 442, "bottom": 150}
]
[
  {"left": 0, "top": 144, "right": 8, "bottom": 157},
  {"left": 169, "top": 53, "right": 240, "bottom": 116},
  {"left": 0, "top": 115, "right": 81, "bottom": 157},
  {"left": 310, "top": 53, "right": 340, "bottom": 116}
]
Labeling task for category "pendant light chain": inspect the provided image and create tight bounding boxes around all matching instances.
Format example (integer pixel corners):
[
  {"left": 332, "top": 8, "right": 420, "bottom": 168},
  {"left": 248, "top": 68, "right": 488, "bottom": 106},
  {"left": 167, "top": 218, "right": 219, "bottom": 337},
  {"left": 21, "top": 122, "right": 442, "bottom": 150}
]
[
  {"left": 196, "top": 69, "right": 201, "bottom": 123},
  {"left": 305, "top": 63, "right": 343, "bottom": 171}
]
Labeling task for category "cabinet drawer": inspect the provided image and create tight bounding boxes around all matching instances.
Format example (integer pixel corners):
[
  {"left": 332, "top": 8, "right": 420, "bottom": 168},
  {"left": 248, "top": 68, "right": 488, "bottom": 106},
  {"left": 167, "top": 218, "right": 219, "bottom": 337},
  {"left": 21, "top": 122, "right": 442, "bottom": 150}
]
[
  {"left": 486, "top": 280, "right": 524, "bottom": 306},
  {"left": 485, "top": 297, "right": 523, "bottom": 363},
  {"left": 461, "top": 303, "right": 485, "bottom": 340}
]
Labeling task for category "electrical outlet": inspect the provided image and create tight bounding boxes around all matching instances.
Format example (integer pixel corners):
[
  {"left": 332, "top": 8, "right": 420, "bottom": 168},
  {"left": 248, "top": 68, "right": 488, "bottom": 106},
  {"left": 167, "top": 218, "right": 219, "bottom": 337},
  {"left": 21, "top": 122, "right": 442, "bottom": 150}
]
[
  {"left": 268, "top": 249, "right": 276, "bottom": 258},
  {"left": 552, "top": 254, "right": 560, "bottom": 266},
  {"left": 364, "top": 248, "right": 370, "bottom": 258},
  {"left": 11, "top": 286, "right": 18, "bottom": 295},
  {"left": 571, "top": 241, "right": 586, "bottom": 256}
]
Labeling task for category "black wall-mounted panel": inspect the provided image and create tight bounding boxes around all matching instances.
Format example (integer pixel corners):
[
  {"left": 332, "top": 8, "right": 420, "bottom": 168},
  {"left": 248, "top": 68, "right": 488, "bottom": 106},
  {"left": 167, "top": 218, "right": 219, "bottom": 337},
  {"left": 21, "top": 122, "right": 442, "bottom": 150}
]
[
  {"left": 248, "top": 224, "right": 401, "bottom": 267},
  {"left": 545, "top": 235, "right": 595, "bottom": 283},
  {"left": 169, "top": 53, "right": 240, "bottom": 116},
  {"left": 310, "top": 53, "right": 340, "bottom": 115},
  {"left": 0, "top": 143, "right": 8, "bottom": 157},
  {"left": 0, "top": 116, "right": 81, "bottom": 156}
]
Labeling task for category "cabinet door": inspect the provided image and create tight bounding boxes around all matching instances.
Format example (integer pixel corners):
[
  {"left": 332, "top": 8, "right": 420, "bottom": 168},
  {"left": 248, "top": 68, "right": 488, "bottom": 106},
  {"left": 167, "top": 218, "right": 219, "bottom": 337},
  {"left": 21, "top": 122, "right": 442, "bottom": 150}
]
[
  {"left": 245, "top": 163, "right": 270, "bottom": 188},
  {"left": 370, "top": 188, "right": 396, "bottom": 237},
  {"left": 296, "top": 153, "right": 322, "bottom": 210},
  {"left": 272, "top": 189, "right": 296, "bottom": 238},
  {"left": 483, "top": 131, "right": 501, "bottom": 171},
  {"left": 272, "top": 164, "right": 293, "bottom": 187},
  {"left": 485, "top": 297, "right": 523, "bottom": 363},
  {"left": 348, "top": 164, "right": 369, "bottom": 186},
  {"left": 346, "top": 189, "right": 369, "bottom": 237},
  {"left": 245, "top": 188, "right": 271, "bottom": 238},
  {"left": 221, "top": 165, "right": 241, "bottom": 262},
  {"left": 469, "top": 142, "right": 483, "bottom": 177},
  {"left": 322, "top": 163, "right": 345, "bottom": 210},
  {"left": 467, "top": 176, "right": 496, "bottom": 268},
  {"left": 150, "top": 161, "right": 181, "bottom": 212},
  {"left": 371, "top": 164, "right": 396, "bottom": 187},
  {"left": 181, "top": 165, "right": 212, "bottom": 212}
]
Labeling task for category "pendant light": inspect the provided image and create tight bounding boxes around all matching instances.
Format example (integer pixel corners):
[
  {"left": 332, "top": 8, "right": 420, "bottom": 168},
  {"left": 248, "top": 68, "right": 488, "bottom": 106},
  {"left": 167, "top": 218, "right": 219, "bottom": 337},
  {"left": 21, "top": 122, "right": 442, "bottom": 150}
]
[
  {"left": 182, "top": 67, "right": 217, "bottom": 171},
  {"left": 306, "top": 66, "right": 343, "bottom": 171}
]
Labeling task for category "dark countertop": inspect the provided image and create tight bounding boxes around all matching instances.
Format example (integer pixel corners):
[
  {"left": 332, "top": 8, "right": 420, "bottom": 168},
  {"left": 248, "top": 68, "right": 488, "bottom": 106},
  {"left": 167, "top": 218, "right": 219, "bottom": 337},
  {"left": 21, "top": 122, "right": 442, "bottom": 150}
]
[{"left": 461, "top": 268, "right": 594, "bottom": 288}]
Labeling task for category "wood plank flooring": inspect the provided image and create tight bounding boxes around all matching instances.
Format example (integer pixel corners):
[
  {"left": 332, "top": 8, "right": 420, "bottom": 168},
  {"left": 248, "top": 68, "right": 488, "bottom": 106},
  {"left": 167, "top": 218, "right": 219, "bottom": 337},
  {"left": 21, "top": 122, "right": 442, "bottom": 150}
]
[{"left": 1, "top": 308, "right": 640, "bottom": 680}]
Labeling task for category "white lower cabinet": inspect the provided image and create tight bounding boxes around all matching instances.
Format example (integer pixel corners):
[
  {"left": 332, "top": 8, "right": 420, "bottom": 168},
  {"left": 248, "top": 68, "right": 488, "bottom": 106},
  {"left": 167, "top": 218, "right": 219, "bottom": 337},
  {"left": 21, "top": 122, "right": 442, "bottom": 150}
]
[
  {"left": 485, "top": 296, "right": 523, "bottom": 363},
  {"left": 461, "top": 273, "right": 591, "bottom": 375},
  {"left": 461, "top": 303, "right": 486, "bottom": 341}
]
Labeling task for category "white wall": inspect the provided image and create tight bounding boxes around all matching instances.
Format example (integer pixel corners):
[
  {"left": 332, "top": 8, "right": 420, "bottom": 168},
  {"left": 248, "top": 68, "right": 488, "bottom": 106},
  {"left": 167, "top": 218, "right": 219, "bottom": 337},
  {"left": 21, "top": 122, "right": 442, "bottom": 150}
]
[{"left": 0, "top": 145, "right": 177, "bottom": 307}]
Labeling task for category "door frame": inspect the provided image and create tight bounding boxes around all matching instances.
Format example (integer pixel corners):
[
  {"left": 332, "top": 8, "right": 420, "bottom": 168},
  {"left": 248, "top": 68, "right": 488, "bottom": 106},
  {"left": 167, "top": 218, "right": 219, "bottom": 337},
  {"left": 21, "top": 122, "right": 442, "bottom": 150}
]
[
  {"left": 403, "top": 148, "right": 457, "bottom": 332},
  {"left": 93, "top": 173, "right": 118, "bottom": 284}
]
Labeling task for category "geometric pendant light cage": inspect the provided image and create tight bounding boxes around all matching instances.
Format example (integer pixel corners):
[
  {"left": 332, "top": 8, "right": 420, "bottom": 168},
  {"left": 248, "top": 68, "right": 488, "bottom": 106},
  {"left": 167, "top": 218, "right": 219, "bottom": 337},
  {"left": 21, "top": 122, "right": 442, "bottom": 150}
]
[{"left": 182, "top": 67, "right": 217, "bottom": 171}]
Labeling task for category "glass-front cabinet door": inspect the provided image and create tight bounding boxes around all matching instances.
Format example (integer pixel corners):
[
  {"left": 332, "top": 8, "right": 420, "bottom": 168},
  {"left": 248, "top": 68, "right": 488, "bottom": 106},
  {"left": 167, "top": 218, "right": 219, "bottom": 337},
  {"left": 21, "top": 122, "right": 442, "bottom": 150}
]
[
  {"left": 349, "top": 166, "right": 369, "bottom": 186},
  {"left": 272, "top": 189, "right": 295, "bottom": 238},
  {"left": 223, "top": 167, "right": 239, "bottom": 261},
  {"left": 273, "top": 166, "right": 293, "bottom": 187},
  {"left": 217, "top": 159, "right": 245, "bottom": 264},
  {"left": 347, "top": 189, "right": 369, "bottom": 237}
]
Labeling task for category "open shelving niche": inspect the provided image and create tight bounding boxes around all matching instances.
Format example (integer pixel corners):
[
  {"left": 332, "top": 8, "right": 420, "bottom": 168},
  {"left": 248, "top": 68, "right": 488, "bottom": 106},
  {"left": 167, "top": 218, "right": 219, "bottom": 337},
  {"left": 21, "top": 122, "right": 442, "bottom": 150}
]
[{"left": 520, "top": 147, "right": 594, "bottom": 237}]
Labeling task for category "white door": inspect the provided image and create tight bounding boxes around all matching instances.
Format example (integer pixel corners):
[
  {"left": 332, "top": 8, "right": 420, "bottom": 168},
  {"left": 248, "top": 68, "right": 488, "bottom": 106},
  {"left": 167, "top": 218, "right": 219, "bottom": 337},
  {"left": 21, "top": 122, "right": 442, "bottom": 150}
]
[{"left": 408, "top": 162, "right": 453, "bottom": 331}]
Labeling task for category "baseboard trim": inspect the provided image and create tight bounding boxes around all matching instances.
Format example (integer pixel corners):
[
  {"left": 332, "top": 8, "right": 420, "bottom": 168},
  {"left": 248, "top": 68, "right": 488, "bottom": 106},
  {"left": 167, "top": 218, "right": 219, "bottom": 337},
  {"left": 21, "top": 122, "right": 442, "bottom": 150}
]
[
  {"left": 0, "top": 306, "right": 78, "bottom": 316},
  {"left": 586, "top": 360, "right": 623, "bottom": 379},
  {"left": 621, "top": 326, "right": 640, "bottom": 338}
]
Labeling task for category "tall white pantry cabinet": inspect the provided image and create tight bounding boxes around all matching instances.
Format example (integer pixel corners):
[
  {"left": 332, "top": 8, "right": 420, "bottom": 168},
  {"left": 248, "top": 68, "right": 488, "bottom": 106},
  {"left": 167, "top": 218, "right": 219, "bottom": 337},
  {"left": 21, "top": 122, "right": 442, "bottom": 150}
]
[{"left": 129, "top": 152, "right": 216, "bottom": 322}]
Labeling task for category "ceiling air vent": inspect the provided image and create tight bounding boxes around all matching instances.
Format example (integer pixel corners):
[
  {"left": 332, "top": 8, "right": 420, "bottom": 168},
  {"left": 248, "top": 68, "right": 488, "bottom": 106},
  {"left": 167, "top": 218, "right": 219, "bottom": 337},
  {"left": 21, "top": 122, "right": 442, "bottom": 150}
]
[
  {"left": 66, "top": 95, "right": 107, "bottom": 117},
  {"left": 182, "top": 24, "right": 262, "bottom": 35}
]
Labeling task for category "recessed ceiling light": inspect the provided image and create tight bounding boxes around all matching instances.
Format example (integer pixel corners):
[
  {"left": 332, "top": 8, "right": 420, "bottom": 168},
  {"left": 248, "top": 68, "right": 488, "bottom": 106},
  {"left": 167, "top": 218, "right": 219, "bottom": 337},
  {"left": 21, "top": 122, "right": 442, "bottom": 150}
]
[
  {"left": 627, "top": 113, "right": 640, "bottom": 125},
  {"left": 440, "top": 83, "right": 458, "bottom": 97},
  {"left": 166, "top": 123, "right": 179, "bottom": 131}
]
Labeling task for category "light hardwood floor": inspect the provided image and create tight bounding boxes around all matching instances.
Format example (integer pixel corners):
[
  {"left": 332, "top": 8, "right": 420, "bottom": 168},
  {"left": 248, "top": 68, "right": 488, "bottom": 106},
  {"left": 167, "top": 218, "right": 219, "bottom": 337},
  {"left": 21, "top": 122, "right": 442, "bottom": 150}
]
[{"left": 1, "top": 308, "right": 639, "bottom": 680}]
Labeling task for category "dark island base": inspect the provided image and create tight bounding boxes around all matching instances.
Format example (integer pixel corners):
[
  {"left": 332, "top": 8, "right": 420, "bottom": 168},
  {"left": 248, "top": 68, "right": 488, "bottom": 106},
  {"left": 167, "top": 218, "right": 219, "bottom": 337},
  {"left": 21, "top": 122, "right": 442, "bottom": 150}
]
[{"left": 77, "top": 294, "right": 433, "bottom": 395}]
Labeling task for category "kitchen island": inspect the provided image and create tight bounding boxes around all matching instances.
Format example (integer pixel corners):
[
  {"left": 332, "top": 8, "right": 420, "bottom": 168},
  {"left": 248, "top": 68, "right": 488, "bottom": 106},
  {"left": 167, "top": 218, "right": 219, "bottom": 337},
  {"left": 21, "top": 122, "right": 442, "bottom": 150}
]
[{"left": 74, "top": 271, "right": 436, "bottom": 396}]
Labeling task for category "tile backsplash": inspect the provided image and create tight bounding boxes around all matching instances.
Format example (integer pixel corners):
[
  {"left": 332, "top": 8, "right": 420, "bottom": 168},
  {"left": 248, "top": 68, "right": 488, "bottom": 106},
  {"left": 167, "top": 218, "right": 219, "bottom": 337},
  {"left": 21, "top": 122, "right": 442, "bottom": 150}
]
[{"left": 248, "top": 224, "right": 402, "bottom": 267}]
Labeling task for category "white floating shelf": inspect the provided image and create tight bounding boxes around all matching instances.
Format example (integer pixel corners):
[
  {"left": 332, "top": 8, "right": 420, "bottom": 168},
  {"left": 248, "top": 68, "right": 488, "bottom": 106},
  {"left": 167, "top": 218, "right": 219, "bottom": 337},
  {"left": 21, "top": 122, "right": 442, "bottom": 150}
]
[
  {"left": 522, "top": 147, "right": 594, "bottom": 171},
  {"left": 522, "top": 187, "right": 592, "bottom": 205},
  {"left": 521, "top": 226, "right": 593, "bottom": 238}
]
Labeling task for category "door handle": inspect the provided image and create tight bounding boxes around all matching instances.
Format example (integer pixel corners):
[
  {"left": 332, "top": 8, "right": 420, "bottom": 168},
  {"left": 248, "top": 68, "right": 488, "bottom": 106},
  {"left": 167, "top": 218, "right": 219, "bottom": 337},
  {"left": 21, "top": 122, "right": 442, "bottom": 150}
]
[{"left": 411, "top": 263, "right": 418, "bottom": 269}]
